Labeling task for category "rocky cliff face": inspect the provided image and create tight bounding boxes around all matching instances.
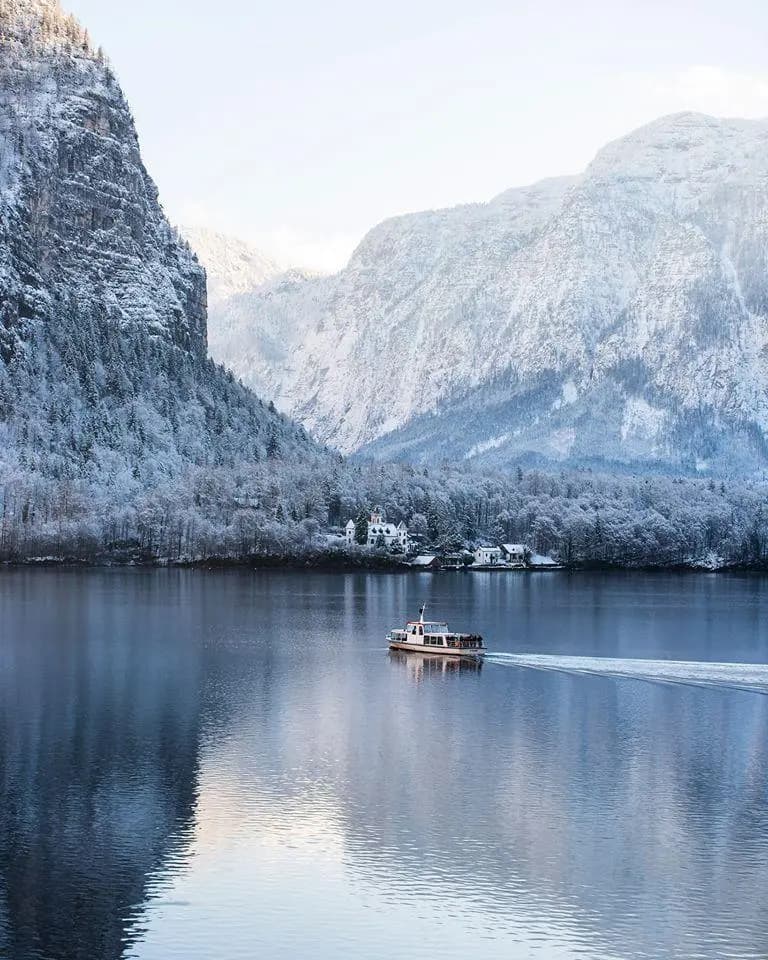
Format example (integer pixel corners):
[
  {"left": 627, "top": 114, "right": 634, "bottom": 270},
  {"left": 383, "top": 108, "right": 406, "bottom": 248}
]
[
  {"left": 0, "top": 0, "right": 321, "bottom": 485},
  {"left": 219, "top": 113, "right": 768, "bottom": 474},
  {"left": 0, "top": 0, "right": 207, "bottom": 360}
]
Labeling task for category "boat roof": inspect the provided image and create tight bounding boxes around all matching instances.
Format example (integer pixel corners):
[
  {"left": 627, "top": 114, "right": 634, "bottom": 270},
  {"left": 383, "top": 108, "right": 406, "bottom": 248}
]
[{"left": 407, "top": 620, "right": 449, "bottom": 628}]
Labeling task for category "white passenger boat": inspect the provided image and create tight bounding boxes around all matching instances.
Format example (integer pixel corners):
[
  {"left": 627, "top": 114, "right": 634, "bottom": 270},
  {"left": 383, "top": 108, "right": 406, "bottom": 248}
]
[{"left": 387, "top": 606, "right": 485, "bottom": 660}]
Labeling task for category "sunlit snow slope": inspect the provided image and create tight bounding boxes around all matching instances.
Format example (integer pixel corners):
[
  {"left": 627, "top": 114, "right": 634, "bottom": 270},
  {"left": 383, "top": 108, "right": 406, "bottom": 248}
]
[{"left": 213, "top": 114, "right": 768, "bottom": 474}]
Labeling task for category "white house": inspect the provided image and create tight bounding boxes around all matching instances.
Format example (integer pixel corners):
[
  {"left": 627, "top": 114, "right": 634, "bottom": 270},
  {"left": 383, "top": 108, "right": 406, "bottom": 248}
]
[
  {"left": 501, "top": 543, "right": 528, "bottom": 565},
  {"left": 473, "top": 546, "right": 504, "bottom": 566},
  {"left": 346, "top": 507, "right": 410, "bottom": 551}
]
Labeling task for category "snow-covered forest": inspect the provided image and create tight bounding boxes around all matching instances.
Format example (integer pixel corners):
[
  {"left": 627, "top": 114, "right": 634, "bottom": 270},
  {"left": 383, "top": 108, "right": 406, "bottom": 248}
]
[{"left": 3, "top": 452, "right": 768, "bottom": 568}]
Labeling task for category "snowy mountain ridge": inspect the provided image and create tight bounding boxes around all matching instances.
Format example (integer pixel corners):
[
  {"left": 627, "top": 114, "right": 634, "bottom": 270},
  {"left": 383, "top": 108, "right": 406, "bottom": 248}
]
[{"left": 207, "top": 112, "right": 768, "bottom": 473}]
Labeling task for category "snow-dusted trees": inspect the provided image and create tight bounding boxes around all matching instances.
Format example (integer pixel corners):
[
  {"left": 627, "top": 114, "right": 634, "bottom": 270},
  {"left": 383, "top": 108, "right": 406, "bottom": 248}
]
[
  {"left": 353, "top": 510, "right": 368, "bottom": 545},
  {"left": 0, "top": 0, "right": 96, "bottom": 56},
  {"left": 2, "top": 446, "right": 768, "bottom": 567}
]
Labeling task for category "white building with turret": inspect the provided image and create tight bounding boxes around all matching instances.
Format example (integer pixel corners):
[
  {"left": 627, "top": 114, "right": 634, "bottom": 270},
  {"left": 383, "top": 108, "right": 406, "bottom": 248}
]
[{"left": 346, "top": 507, "right": 409, "bottom": 551}]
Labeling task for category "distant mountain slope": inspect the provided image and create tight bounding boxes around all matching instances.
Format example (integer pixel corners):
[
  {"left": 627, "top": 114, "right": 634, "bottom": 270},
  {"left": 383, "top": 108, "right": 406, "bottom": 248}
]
[
  {"left": 0, "top": 0, "right": 323, "bottom": 490},
  {"left": 184, "top": 227, "right": 320, "bottom": 401},
  {"left": 220, "top": 113, "right": 768, "bottom": 474},
  {"left": 182, "top": 227, "right": 282, "bottom": 304},
  {"left": 359, "top": 114, "right": 768, "bottom": 472},
  {"left": 282, "top": 176, "right": 580, "bottom": 452}
]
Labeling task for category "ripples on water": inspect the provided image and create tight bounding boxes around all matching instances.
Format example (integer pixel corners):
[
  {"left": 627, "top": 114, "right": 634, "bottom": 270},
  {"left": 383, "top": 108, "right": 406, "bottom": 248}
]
[{"left": 1, "top": 570, "right": 768, "bottom": 960}]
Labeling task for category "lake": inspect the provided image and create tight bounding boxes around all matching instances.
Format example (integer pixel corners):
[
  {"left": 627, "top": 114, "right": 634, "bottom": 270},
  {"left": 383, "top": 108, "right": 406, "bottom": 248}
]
[{"left": 1, "top": 569, "right": 767, "bottom": 960}]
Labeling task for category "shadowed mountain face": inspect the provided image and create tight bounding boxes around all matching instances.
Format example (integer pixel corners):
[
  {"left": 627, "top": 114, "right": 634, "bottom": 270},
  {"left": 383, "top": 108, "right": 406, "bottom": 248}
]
[
  {"left": 0, "top": 0, "right": 323, "bottom": 486},
  {"left": 0, "top": 0, "right": 207, "bottom": 361},
  {"left": 206, "top": 114, "right": 768, "bottom": 474}
]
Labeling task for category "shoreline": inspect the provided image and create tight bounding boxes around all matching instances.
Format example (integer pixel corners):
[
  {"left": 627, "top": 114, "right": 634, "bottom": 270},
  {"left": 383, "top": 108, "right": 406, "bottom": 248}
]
[{"left": 1, "top": 556, "right": 767, "bottom": 574}]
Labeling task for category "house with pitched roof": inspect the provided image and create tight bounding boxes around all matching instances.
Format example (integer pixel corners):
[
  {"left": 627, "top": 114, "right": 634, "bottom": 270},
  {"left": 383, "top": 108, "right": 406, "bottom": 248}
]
[{"left": 346, "top": 507, "right": 410, "bottom": 551}]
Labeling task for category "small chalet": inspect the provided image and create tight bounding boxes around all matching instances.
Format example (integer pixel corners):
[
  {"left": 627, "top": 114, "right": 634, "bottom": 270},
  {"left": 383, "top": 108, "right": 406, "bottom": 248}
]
[
  {"left": 346, "top": 507, "right": 410, "bottom": 551},
  {"left": 501, "top": 544, "right": 528, "bottom": 565},
  {"left": 474, "top": 546, "right": 504, "bottom": 566},
  {"left": 410, "top": 555, "right": 441, "bottom": 569}
]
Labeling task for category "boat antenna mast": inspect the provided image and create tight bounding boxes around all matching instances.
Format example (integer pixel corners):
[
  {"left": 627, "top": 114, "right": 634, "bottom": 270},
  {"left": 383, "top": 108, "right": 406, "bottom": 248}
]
[{"left": 419, "top": 603, "right": 426, "bottom": 624}]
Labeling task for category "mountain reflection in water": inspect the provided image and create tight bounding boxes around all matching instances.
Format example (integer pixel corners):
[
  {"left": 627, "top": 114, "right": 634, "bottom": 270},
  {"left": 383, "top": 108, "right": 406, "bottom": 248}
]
[{"left": 0, "top": 569, "right": 767, "bottom": 960}]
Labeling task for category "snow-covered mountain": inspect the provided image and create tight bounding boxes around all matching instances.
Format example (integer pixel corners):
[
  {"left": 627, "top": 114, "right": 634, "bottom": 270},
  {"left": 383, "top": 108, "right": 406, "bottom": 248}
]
[
  {"left": 182, "top": 227, "right": 282, "bottom": 304},
  {"left": 224, "top": 113, "right": 768, "bottom": 473},
  {"left": 184, "top": 227, "right": 319, "bottom": 401},
  {"left": 0, "top": 0, "right": 322, "bottom": 489}
]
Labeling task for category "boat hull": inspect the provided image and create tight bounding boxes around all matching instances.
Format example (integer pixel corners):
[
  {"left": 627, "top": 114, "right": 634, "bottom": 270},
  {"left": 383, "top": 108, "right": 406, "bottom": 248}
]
[{"left": 388, "top": 640, "right": 484, "bottom": 660}]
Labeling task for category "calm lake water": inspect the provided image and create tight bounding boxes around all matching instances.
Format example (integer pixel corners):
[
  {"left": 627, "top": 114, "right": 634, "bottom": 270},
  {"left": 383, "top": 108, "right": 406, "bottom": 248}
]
[{"left": 1, "top": 569, "right": 768, "bottom": 960}]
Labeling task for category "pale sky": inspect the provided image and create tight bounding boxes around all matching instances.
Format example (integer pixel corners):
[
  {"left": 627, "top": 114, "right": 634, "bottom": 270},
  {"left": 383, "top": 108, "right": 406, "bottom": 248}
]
[{"left": 68, "top": 0, "right": 768, "bottom": 271}]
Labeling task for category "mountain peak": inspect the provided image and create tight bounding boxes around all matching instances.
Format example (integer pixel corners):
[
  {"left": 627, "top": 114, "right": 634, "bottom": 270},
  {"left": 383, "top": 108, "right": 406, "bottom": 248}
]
[
  {"left": 587, "top": 112, "right": 768, "bottom": 186},
  {"left": 0, "top": 0, "right": 324, "bottom": 492}
]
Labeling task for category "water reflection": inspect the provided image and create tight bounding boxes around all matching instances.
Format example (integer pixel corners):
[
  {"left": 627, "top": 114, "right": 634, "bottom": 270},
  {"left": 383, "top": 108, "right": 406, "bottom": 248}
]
[
  {"left": 388, "top": 649, "right": 483, "bottom": 682},
  {"left": 0, "top": 570, "right": 767, "bottom": 959},
  {"left": 0, "top": 572, "right": 206, "bottom": 960},
  {"left": 203, "top": 635, "right": 768, "bottom": 957}
]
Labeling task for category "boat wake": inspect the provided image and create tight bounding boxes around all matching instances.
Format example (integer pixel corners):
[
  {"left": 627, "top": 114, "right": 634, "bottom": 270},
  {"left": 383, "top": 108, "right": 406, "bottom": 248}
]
[{"left": 485, "top": 653, "right": 768, "bottom": 694}]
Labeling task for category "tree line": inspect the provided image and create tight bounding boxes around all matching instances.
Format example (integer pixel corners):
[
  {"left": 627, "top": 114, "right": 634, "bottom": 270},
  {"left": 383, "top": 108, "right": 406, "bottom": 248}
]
[{"left": 3, "top": 451, "right": 768, "bottom": 568}]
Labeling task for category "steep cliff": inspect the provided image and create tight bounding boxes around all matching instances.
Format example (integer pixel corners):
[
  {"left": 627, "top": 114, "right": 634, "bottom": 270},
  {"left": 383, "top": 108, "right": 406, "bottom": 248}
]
[{"left": 0, "top": 0, "right": 321, "bottom": 489}]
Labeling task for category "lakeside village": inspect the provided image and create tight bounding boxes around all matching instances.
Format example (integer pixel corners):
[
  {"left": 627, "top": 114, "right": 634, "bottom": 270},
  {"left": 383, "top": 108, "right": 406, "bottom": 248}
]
[{"left": 341, "top": 508, "right": 561, "bottom": 571}]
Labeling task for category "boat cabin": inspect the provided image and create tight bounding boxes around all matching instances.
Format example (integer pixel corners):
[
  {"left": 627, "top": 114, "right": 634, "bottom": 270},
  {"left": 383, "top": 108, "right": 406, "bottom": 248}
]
[{"left": 397, "top": 620, "right": 484, "bottom": 651}]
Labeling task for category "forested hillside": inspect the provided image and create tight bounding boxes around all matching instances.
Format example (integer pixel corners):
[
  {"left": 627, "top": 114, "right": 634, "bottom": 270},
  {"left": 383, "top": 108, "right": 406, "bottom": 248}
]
[{"left": 3, "top": 451, "right": 768, "bottom": 569}]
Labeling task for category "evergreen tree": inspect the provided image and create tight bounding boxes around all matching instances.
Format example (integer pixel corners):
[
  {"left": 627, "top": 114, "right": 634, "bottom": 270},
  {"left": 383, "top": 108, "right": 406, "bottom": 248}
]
[
  {"left": 266, "top": 424, "right": 282, "bottom": 460},
  {"left": 354, "top": 510, "right": 369, "bottom": 545}
]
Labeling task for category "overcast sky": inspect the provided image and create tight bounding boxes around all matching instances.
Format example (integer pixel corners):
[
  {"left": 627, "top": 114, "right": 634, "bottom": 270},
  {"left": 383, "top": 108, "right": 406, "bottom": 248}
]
[{"left": 68, "top": 0, "right": 768, "bottom": 271}]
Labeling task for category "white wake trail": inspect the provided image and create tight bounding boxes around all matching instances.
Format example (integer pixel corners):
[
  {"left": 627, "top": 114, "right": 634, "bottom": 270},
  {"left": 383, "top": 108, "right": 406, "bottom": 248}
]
[{"left": 485, "top": 653, "right": 768, "bottom": 694}]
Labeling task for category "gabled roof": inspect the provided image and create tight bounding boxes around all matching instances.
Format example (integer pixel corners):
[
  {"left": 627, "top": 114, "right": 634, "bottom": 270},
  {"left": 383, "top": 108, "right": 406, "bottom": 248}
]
[
  {"left": 411, "top": 555, "right": 439, "bottom": 565},
  {"left": 502, "top": 543, "right": 527, "bottom": 552}
]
